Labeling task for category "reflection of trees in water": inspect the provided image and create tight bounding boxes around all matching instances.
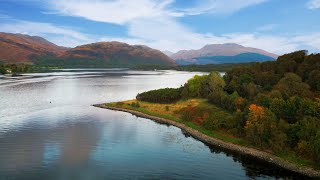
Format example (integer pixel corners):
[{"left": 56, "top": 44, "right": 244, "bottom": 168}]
[
  {"left": 0, "top": 111, "right": 311, "bottom": 179},
  {"left": 0, "top": 121, "right": 102, "bottom": 175},
  {"left": 160, "top": 128, "right": 205, "bottom": 154},
  {"left": 180, "top": 129, "right": 308, "bottom": 179},
  {"left": 208, "top": 143, "right": 308, "bottom": 179}
]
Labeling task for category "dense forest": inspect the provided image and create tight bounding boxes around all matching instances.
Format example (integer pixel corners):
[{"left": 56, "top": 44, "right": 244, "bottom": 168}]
[
  {"left": 136, "top": 50, "right": 320, "bottom": 166},
  {"left": 137, "top": 87, "right": 183, "bottom": 103}
]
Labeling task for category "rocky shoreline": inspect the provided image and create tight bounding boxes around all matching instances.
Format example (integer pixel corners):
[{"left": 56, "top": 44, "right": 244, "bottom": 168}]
[{"left": 93, "top": 104, "right": 320, "bottom": 178}]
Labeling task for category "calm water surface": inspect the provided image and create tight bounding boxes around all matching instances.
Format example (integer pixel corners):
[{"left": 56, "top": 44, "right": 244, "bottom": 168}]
[{"left": 0, "top": 70, "right": 307, "bottom": 179}]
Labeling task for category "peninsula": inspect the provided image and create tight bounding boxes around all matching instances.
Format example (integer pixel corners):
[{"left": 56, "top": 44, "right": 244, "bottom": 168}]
[{"left": 95, "top": 50, "right": 320, "bottom": 178}]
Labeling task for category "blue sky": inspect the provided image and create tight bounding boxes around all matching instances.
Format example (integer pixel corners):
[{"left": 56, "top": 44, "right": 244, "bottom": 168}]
[{"left": 0, "top": 0, "right": 320, "bottom": 54}]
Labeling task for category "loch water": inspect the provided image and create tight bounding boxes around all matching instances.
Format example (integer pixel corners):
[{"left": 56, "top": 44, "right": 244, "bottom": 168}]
[{"left": 0, "top": 70, "right": 308, "bottom": 179}]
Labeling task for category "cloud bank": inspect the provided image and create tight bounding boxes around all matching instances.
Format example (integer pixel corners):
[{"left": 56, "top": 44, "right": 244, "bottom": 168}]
[
  {"left": 307, "top": 0, "right": 320, "bottom": 9},
  {"left": 1, "top": 0, "right": 320, "bottom": 54}
]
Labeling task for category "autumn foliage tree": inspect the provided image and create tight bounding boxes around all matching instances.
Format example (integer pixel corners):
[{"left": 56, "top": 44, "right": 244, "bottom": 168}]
[
  {"left": 245, "top": 104, "right": 268, "bottom": 147},
  {"left": 245, "top": 104, "right": 287, "bottom": 151}
]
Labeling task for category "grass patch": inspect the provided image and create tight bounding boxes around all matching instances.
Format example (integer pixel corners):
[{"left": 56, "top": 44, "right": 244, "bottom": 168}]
[{"left": 106, "top": 99, "right": 244, "bottom": 145}]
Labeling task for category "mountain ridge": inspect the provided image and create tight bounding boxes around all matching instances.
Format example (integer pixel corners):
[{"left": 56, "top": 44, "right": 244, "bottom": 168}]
[
  {"left": 61, "top": 41, "right": 175, "bottom": 66},
  {"left": 0, "top": 33, "right": 277, "bottom": 67},
  {"left": 171, "top": 43, "right": 278, "bottom": 64},
  {"left": 0, "top": 33, "right": 175, "bottom": 67},
  {"left": 0, "top": 32, "right": 67, "bottom": 63}
]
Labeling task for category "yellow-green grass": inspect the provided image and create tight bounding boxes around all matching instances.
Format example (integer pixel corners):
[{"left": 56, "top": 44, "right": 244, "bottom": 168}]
[{"left": 107, "top": 99, "right": 244, "bottom": 145}]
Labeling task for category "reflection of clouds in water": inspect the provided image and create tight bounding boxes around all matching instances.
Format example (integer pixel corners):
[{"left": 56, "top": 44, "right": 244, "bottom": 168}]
[
  {"left": 0, "top": 107, "right": 104, "bottom": 173},
  {"left": 43, "top": 143, "right": 61, "bottom": 166},
  {"left": 60, "top": 122, "right": 102, "bottom": 166}
]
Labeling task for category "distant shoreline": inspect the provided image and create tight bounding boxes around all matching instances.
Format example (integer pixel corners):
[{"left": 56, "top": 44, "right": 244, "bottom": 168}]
[{"left": 93, "top": 103, "right": 320, "bottom": 178}]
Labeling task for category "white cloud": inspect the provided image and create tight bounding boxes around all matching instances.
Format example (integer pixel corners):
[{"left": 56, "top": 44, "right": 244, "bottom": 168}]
[
  {"left": 222, "top": 33, "right": 297, "bottom": 54},
  {"left": 46, "top": 0, "right": 176, "bottom": 25},
  {"left": 41, "top": 0, "right": 277, "bottom": 52},
  {"left": 0, "top": 21, "right": 92, "bottom": 47},
  {"left": 45, "top": 0, "right": 270, "bottom": 24},
  {"left": 101, "top": 29, "right": 320, "bottom": 55},
  {"left": 177, "top": 0, "right": 268, "bottom": 16},
  {"left": 307, "top": 0, "right": 320, "bottom": 9},
  {"left": 292, "top": 33, "right": 320, "bottom": 51}
]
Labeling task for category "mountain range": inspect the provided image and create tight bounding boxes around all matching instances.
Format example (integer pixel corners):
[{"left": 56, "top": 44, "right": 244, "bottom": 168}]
[
  {"left": 0, "top": 32, "right": 174, "bottom": 67},
  {"left": 0, "top": 32, "right": 67, "bottom": 63},
  {"left": 0, "top": 33, "right": 277, "bottom": 67},
  {"left": 170, "top": 43, "right": 278, "bottom": 65}
]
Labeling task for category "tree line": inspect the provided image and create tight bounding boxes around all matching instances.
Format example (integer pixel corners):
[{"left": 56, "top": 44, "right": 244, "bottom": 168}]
[
  {"left": 0, "top": 63, "right": 31, "bottom": 75},
  {"left": 137, "top": 87, "right": 183, "bottom": 103}
]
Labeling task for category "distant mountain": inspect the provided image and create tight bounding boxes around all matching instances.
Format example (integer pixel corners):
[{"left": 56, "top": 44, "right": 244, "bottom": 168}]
[
  {"left": 163, "top": 50, "right": 174, "bottom": 56},
  {"left": 192, "top": 53, "right": 275, "bottom": 64},
  {"left": 62, "top": 42, "right": 175, "bottom": 66},
  {"left": 0, "top": 33, "right": 175, "bottom": 67},
  {"left": 0, "top": 32, "right": 67, "bottom": 63},
  {"left": 171, "top": 43, "right": 278, "bottom": 65}
]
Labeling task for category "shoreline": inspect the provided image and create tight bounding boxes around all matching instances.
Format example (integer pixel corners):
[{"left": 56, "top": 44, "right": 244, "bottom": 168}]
[{"left": 93, "top": 103, "right": 320, "bottom": 178}]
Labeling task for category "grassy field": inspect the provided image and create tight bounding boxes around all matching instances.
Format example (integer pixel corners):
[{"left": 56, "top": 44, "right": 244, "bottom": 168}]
[{"left": 107, "top": 99, "right": 245, "bottom": 145}]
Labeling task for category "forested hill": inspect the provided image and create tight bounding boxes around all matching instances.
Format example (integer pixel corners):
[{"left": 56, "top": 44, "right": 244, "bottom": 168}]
[
  {"left": 210, "top": 50, "right": 320, "bottom": 165},
  {"left": 223, "top": 50, "right": 320, "bottom": 97},
  {"left": 136, "top": 50, "right": 320, "bottom": 167}
]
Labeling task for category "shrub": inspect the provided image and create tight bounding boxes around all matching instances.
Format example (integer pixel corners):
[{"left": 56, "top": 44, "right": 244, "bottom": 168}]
[
  {"left": 208, "top": 91, "right": 237, "bottom": 112},
  {"left": 136, "top": 87, "right": 183, "bottom": 103},
  {"left": 180, "top": 106, "right": 197, "bottom": 122},
  {"left": 130, "top": 102, "right": 140, "bottom": 108},
  {"left": 233, "top": 111, "right": 247, "bottom": 136},
  {"left": 296, "top": 140, "right": 310, "bottom": 156},
  {"left": 116, "top": 102, "right": 124, "bottom": 106},
  {"left": 300, "top": 99, "right": 320, "bottom": 118}
]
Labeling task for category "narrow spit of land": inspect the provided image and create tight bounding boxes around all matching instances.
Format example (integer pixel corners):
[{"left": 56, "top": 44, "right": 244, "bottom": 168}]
[{"left": 94, "top": 99, "right": 320, "bottom": 178}]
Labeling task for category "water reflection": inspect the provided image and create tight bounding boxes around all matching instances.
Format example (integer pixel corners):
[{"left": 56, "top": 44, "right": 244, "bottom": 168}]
[
  {"left": 0, "top": 70, "right": 310, "bottom": 179},
  {"left": 0, "top": 107, "right": 102, "bottom": 174}
]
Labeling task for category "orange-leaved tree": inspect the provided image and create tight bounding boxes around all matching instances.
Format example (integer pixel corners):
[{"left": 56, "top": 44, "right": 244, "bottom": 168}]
[{"left": 245, "top": 104, "right": 287, "bottom": 150}]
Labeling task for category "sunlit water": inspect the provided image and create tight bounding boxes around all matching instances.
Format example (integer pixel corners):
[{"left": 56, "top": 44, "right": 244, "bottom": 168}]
[{"left": 0, "top": 69, "right": 307, "bottom": 179}]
